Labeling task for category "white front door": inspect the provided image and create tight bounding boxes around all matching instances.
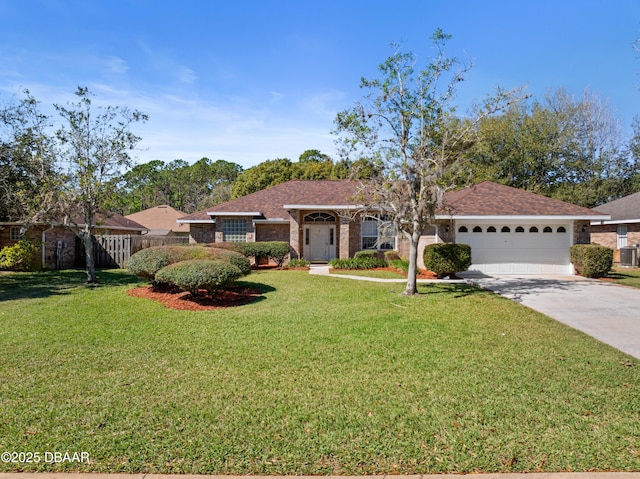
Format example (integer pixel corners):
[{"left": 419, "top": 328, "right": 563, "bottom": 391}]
[{"left": 307, "top": 225, "right": 336, "bottom": 262}]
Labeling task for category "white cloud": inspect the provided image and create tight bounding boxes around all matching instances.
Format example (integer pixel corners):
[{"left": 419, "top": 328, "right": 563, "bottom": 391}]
[{"left": 105, "top": 56, "right": 129, "bottom": 75}]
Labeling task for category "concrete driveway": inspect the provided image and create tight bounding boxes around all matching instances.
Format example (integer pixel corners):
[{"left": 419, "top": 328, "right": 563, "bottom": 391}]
[{"left": 464, "top": 274, "right": 640, "bottom": 360}]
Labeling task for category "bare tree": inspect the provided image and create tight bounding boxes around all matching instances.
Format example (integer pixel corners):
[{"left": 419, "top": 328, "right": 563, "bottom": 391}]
[{"left": 334, "top": 30, "right": 522, "bottom": 295}]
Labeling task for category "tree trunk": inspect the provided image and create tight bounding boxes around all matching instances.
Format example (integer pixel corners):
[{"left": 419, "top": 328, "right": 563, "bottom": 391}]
[
  {"left": 404, "top": 232, "right": 420, "bottom": 296},
  {"left": 83, "top": 230, "right": 97, "bottom": 284}
]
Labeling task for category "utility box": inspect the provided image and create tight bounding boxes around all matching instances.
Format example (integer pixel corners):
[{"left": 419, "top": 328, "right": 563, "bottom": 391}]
[{"left": 619, "top": 246, "right": 639, "bottom": 267}]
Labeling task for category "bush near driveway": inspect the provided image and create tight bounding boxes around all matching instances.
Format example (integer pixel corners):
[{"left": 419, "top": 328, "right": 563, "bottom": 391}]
[
  {"left": 423, "top": 243, "right": 472, "bottom": 278},
  {"left": 570, "top": 244, "right": 613, "bottom": 278}
]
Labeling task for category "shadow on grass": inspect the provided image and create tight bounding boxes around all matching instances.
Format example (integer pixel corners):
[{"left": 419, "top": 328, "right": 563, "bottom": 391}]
[
  {"left": 233, "top": 279, "right": 277, "bottom": 296},
  {"left": 417, "top": 282, "right": 483, "bottom": 298},
  {"left": 0, "top": 268, "right": 142, "bottom": 302}
]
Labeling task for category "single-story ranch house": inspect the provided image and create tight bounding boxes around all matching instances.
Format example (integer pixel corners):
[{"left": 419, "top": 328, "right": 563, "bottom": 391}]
[
  {"left": 0, "top": 214, "right": 147, "bottom": 270},
  {"left": 178, "top": 180, "right": 610, "bottom": 275},
  {"left": 590, "top": 191, "right": 640, "bottom": 253}
]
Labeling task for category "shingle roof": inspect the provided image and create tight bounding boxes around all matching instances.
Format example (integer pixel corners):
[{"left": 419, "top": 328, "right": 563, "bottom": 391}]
[
  {"left": 178, "top": 179, "right": 609, "bottom": 222},
  {"left": 590, "top": 192, "right": 640, "bottom": 222},
  {"left": 441, "top": 181, "right": 607, "bottom": 217},
  {"left": 82, "top": 213, "right": 148, "bottom": 231},
  {"left": 125, "top": 205, "right": 189, "bottom": 233},
  {"left": 179, "top": 180, "right": 361, "bottom": 221}
]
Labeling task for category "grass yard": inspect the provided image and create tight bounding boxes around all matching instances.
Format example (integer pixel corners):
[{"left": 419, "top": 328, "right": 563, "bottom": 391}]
[
  {"left": 329, "top": 268, "right": 407, "bottom": 279},
  {"left": 1, "top": 269, "right": 639, "bottom": 474},
  {"left": 606, "top": 266, "right": 640, "bottom": 289}
]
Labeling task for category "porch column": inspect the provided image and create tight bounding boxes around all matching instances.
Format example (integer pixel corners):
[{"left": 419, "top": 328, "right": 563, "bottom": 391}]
[
  {"left": 288, "top": 209, "right": 301, "bottom": 259},
  {"left": 339, "top": 217, "right": 351, "bottom": 259}
]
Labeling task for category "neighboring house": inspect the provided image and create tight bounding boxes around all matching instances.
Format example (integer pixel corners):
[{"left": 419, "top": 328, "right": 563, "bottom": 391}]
[
  {"left": 125, "top": 205, "right": 190, "bottom": 237},
  {"left": 178, "top": 180, "right": 609, "bottom": 275},
  {"left": 0, "top": 213, "right": 147, "bottom": 270},
  {"left": 590, "top": 192, "right": 640, "bottom": 256}
]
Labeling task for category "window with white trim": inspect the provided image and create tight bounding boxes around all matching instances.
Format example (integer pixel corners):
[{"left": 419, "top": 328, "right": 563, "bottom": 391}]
[
  {"left": 222, "top": 219, "right": 247, "bottom": 242},
  {"left": 361, "top": 215, "right": 395, "bottom": 250},
  {"left": 10, "top": 226, "right": 22, "bottom": 241},
  {"left": 617, "top": 225, "right": 628, "bottom": 249}
]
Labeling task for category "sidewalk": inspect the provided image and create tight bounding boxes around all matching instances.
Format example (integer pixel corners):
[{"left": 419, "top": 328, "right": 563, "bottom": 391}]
[{"left": 308, "top": 264, "right": 467, "bottom": 283}]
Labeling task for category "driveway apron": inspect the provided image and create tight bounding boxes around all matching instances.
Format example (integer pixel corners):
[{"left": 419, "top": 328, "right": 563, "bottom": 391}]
[{"left": 465, "top": 274, "right": 640, "bottom": 360}]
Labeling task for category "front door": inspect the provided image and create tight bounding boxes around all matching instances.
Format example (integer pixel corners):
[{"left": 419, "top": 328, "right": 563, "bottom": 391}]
[{"left": 308, "top": 225, "right": 336, "bottom": 262}]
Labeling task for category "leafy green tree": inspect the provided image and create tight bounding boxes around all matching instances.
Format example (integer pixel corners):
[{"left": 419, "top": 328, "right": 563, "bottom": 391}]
[
  {"left": 0, "top": 90, "right": 58, "bottom": 223},
  {"left": 465, "top": 89, "right": 634, "bottom": 207},
  {"left": 231, "top": 158, "right": 294, "bottom": 198},
  {"left": 334, "top": 30, "right": 520, "bottom": 295},
  {"left": 114, "top": 157, "right": 242, "bottom": 214},
  {"left": 55, "top": 87, "right": 148, "bottom": 283}
]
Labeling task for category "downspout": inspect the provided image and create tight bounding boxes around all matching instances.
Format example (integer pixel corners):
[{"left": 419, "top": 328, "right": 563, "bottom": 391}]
[{"left": 41, "top": 225, "right": 55, "bottom": 270}]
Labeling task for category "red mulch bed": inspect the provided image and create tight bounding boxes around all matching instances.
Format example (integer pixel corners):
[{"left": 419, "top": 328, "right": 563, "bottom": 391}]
[{"left": 127, "top": 284, "right": 263, "bottom": 311}]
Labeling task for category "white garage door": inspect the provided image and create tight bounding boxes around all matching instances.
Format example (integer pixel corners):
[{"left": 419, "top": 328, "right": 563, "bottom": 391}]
[{"left": 456, "top": 221, "right": 573, "bottom": 274}]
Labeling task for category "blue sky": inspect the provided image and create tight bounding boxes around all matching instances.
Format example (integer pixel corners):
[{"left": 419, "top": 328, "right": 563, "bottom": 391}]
[{"left": 2, "top": 0, "right": 640, "bottom": 169}]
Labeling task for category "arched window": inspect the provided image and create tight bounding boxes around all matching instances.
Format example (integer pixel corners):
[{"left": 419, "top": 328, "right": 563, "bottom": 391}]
[
  {"left": 515, "top": 226, "right": 525, "bottom": 233},
  {"left": 458, "top": 225, "right": 468, "bottom": 233},
  {"left": 543, "top": 226, "right": 553, "bottom": 233},
  {"left": 501, "top": 226, "right": 511, "bottom": 233},
  {"left": 487, "top": 226, "right": 497, "bottom": 233},
  {"left": 529, "top": 226, "right": 539, "bottom": 233},
  {"left": 473, "top": 226, "right": 483, "bottom": 233},
  {"left": 303, "top": 212, "right": 336, "bottom": 223},
  {"left": 557, "top": 226, "right": 567, "bottom": 233}
]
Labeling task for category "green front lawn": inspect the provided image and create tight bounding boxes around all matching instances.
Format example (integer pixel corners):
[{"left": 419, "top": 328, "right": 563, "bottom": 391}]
[
  {"left": 1, "top": 269, "right": 639, "bottom": 474},
  {"left": 606, "top": 266, "right": 640, "bottom": 289}
]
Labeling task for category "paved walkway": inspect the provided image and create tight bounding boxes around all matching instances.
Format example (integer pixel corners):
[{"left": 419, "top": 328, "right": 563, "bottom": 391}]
[
  {"left": 463, "top": 274, "right": 640, "bottom": 360},
  {"left": 308, "top": 264, "right": 466, "bottom": 283}
]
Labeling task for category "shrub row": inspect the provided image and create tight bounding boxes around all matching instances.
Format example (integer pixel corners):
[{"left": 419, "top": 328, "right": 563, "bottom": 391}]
[
  {"left": 329, "top": 255, "right": 387, "bottom": 270},
  {"left": 423, "top": 243, "right": 472, "bottom": 278},
  {"left": 125, "top": 245, "right": 251, "bottom": 297},
  {"left": 234, "top": 241, "right": 290, "bottom": 267},
  {"left": 155, "top": 260, "right": 243, "bottom": 296},
  {"left": 570, "top": 244, "right": 613, "bottom": 278},
  {"left": 125, "top": 245, "right": 251, "bottom": 280}
]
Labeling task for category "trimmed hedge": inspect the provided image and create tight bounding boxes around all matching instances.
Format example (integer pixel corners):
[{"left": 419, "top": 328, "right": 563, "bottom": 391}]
[
  {"left": 125, "top": 245, "right": 250, "bottom": 280},
  {"left": 570, "top": 244, "right": 613, "bottom": 278},
  {"left": 384, "top": 250, "right": 401, "bottom": 262},
  {"left": 329, "top": 256, "right": 387, "bottom": 270},
  {"left": 235, "top": 241, "right": 290, "bottom": 267},
  {"left": 0, "top": 238, "right": 39, "bottom": 271},
  {"left": 155, "top": 260, "right": 242, "bottom": 296},
  {"left": 354, "top": 250, "right": 379, "bottom": 258},
  {"left": 423, "top": 243, "right": 472, "bottom": 278}
]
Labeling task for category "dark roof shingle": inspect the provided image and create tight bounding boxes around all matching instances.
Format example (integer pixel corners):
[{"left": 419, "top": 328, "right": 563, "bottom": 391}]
[
  {"left": 179, "top": 179, "right": 608, "bottom": 222},
  {"left": 441, "top": 181, "right": 605, "bottom": 217},
  {"left": 591, "top": 192, "right": 640, "bottom": 222}
]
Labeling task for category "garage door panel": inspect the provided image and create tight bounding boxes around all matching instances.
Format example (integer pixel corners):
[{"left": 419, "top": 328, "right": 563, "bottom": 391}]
[{"left": 456, "top": 223, "right": 572, "bottom": 275}]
